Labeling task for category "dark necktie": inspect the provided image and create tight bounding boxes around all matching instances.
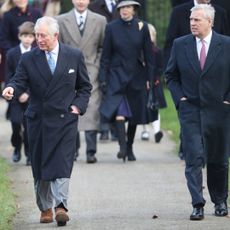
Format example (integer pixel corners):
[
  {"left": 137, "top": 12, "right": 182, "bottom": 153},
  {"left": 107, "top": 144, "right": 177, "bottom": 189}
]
[
  {"left": 78, "top": 15, "right": 84, "bottom": 36},
  {"left": 111, "top": 0, "right": 116, "bottom": 13},
  {"left": 200, "top": 40, "right": 206, "bottom": 70}
]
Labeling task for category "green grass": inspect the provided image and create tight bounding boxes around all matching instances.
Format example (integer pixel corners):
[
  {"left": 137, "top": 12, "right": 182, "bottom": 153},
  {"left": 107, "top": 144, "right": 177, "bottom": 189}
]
[
  {"left": 160, "top": 88, "right": 180, "bottom": 146},
  {"left": 0, "top": 158, "right": 16, "bottom": 230}
]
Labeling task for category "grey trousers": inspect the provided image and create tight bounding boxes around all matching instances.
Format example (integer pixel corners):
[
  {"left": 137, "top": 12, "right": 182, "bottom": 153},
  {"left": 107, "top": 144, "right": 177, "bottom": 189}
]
[{"left": 34, "top": 178, "right": 69, "bottom": 212}]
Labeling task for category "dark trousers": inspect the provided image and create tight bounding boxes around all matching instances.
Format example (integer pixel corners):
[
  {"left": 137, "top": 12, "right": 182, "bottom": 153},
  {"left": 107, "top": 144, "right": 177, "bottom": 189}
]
[{"left": 11, "top": 119, "right": 29, "bottom": 158}]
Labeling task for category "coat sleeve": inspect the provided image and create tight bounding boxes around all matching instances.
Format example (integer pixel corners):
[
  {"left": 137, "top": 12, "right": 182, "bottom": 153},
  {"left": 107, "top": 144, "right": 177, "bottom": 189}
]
[
  {"left": 72, "top": 51, "right": 92, "bottom": 115},
  {"left": 165, "top": 39, "right": 185, "bottom": 109}
]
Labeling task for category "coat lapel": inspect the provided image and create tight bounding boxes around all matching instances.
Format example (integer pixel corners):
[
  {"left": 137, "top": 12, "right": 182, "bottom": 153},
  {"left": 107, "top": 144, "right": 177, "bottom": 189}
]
[
  {"left": 44, "top": 44, "right": 68, "bottom": 97},
  {"left": 34, "top": 48, "right": 52, "bottom": 84},
  {"left": 201, "top": 32, "right": 222, "bottom": 76},
  {"left": 185, "top": 35, "right": 201, "bottom": 75}
]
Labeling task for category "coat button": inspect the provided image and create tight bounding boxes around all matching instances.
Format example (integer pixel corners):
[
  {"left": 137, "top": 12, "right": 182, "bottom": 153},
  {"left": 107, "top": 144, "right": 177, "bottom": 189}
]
[{"left": 60, "top": 114, "right": 65, "bottom": 118}]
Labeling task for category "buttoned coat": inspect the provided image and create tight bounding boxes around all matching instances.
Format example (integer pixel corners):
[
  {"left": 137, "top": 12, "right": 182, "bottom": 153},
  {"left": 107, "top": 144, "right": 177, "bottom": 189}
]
[
  {"left": 165, "top": 32, "right": 230, "bottom": 165},
  {"left": 99, "top": 18, "right": 155, "bottom": 124},
  {"left": 57, "top": 9, "right": 106, "bottom": 131},
  {"left": 7, "top": 43, "right": 92, "bottom": 180}
]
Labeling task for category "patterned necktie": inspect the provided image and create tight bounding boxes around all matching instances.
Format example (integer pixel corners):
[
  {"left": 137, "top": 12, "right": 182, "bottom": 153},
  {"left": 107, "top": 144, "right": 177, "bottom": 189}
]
[
  {"left": 47, "top": 52, "right": 55, "bottom": 74},
  {"left": 78, "top": 15, "right": 84, "bottom": 36},
  {"left": 200, "top": 40, "right": 206, "bottom": 70}
]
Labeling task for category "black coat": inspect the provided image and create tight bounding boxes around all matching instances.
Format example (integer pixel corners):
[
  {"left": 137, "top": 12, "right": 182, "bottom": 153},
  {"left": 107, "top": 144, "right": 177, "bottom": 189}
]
[
  {"left": 165, "top": 32, "right": 230, "bottom": 164},
  {"left": 7, "top": 43, "right": 92, "bottom": 180},
  {"left": 164, "top": 1, "right": 230, "bottom": 67},
  {"left": 0, "top": 6, "right": 41, "bottom": 51},
  {"left": 88, "top": 0, "right": 119, "bottom": 22},
  {"left": 99, "top": 18, "right": 155, "bottom": 124},
  {"left": 5, "top": 46, "right": 28, "bottom": 123}
]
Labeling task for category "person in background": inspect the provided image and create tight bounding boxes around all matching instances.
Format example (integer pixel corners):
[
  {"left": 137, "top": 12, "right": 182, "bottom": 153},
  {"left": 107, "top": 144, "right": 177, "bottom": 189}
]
[
  {"left": 57, "top": 0, "right": 106, "bottom": 164},
  {"left": 2, "top": 16, "right": 92, "bottom": 226},
  {"left": 171, "top": 0, "right": 190, "bottom": 7},
  {"left": 165, "top": 4, "right": 230, "bottom": 221},
  {"left": 88, "top": 0, "right": 119, "bottom": 142},
  {"left": 5, "top": 21, "right": 35, "bottom": 165},
  {"left": 99, "top": 0, "right": 155, "bottom": 162},
  {"left": 141, "top": 23, "right": 167, "bottom": 143}
]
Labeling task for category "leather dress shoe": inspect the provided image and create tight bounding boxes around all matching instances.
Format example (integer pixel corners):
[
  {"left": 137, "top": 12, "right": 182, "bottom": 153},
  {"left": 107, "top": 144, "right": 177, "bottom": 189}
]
[
  {"left": 12, "top": 149, "right": 21, "bottom": 162},
  {"left": 55, "top": 207, "right": 69, "bottom": 226},
  {"left": 87, "top": 155, "right": 97, "bottom": 164},
  {"left": 215, "top": 202, "right": 228, "bottom": 216},
  {"left": 190, "top": 207, "right": 204, "bottom": 220},
  {"left": 155, "top": 131, "right": 163, "bottom": 143},
  {"left": 127, "top": 146, "right": 136, "bottom": 161},
  {"left": 40, "top": 208, "right": 53, "bottom": 223}
]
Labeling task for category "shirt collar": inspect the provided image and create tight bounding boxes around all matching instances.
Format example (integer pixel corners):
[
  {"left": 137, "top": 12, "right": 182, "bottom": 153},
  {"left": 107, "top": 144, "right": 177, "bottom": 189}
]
[
  {"left": 20, "top": 43, "right": 32, "bottom": 54},
  {"left": 74, "top": 9, "right": 87, "bottom": 21},
  {"left": 195, "top": 30, "right": 212, "bottom": 44},
  {"left": 46, "top": 42, "right": 59, "bottom": 56}
]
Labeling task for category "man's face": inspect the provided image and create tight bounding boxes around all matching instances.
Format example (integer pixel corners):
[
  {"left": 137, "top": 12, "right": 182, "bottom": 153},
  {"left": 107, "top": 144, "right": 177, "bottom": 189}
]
[
  {"left": 35, "top": 24, "right": 58, "bottom": 51},
  {"left": 190, "top": 9, "right": 212, "bottom": 39},
  {"left": 196, "top": 0, "right": 211, "bottom": 4},
  {"left": 72, "top": 0, "right": 90, "bottom": 13}
]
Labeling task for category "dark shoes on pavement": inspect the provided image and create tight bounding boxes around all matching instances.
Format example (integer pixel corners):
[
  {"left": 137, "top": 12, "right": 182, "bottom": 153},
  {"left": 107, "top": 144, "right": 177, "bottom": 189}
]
[
  {"left": 214, "top": 202, "right": 228, "bottom": 217},
  {"left": 40, "top": 208, "right": 53, "bottom": 223},
  {"left": 190, "top": 207, "right": 204, "bottom": 221},
  {"left": 87, "top": 155, "right": 97, "bottom": 164},
  {"left": 99, "top": 131, "right": 109, "bottom": 141},
  {"left": 155, "top": 131, "right": 163, "bottom": 143},
  {"left": 12, "top": 149, "right": 21, "bottom": 162}
]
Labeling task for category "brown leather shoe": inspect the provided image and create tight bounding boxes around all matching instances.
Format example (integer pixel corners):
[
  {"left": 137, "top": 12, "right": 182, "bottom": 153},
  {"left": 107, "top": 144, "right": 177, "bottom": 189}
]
[
  {"left": 55, "top": 207, "right": 69, "bottom": 226},
  {"left": 40, "top": 208, "right": 53, "bottom": 223}
]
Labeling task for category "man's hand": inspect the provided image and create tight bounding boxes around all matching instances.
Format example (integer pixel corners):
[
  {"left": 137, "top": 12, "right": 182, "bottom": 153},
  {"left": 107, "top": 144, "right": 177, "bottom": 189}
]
[
  {"left": 19, "top": 92, "right": 29, "bottom": 103},
  {"left": 180, "top": 97, "right": 187, "bottom": 101},
  {"left": 70, "top": 105, "right": 80, "bottom": 115},
  {"left": 2, "top": 87, "right": 14, "bottom": 100}
]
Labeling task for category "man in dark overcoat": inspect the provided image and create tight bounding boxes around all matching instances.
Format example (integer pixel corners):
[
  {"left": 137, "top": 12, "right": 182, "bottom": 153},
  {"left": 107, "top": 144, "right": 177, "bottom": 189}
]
[
  {"left": 165, "top": 4, "right": 230, "bottom": 221},
  {"left": 2, "top": 16, "right": 92, "bottom": 226}
]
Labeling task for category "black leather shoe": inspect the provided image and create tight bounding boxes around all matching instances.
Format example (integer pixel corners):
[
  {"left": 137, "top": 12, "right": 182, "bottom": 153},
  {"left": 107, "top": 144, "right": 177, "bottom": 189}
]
[
  {"left": 12, "top": 149, "right": 21, "bottom": 162},
  {"left": 190, "top": 207, "right": 204, "bottom": 220},
  {"left": 127, "top": 146, "right": 136, "bottom": 161},
  {"left": 99, "top": 131, "right": 109, "bottom": 141},
  {"left": 155, "top": 131, "right": 163, "bottom": 143},
  {"left": 215, "top": 202, "right": 228, "bottom": 216},
  {"left": 86, "top": 155, "right": 97, "bottom": 164}
]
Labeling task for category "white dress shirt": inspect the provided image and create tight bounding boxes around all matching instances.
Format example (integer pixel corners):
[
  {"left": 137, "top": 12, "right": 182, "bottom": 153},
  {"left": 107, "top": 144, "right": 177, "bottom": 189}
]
[
  {"left": 74, "top": 9, "right": 87, "bottom": 26},
  {"left": 20, "top": 43, "right": 32, "bottom": 54},
  {"left": 45, "top": 42, "right": 59, "bottom": 66},
  {"left": 196, "top": 30, "right": 212, "bottom": 60}
]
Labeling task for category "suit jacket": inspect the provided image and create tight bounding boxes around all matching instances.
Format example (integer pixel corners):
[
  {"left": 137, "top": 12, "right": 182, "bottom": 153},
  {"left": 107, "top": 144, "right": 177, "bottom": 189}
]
[
  {"left": 57, "top": 9, "right": 106, "bottom": 130},
  {"left": 165, "top": 32, "right": 230, "bottom": 164},
  {"left": 7, "top": 43, "right": 92, "bottom": 180},
  {"left": 89, "top": 0, "right": 119, "bottom": 22},
  {"left": 5, "top": 46, "right": 28, "bottom": 123},
  {"left": 164, "top": 0, "right": 230, "bottom": 67}
]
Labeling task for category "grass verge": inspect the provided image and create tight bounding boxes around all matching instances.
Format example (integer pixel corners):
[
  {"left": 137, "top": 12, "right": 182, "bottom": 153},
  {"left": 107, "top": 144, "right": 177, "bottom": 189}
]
[{"left": 0, "top": 158, "right": 16, "bottom": 230}]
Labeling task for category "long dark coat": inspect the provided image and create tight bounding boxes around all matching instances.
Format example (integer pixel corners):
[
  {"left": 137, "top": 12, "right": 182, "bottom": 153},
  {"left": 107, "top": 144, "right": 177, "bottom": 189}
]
[
  {"left": 5, "top": 46, "right": 28, "bottom": 123},
  {"left": 165, "top": 32, "right": 230, "bottom": 165},
  {"left": 7, "top": 44, "right": 92, "bottom": 180},
  {"left": 99, "top": 18, "right": 155, "bottom": 125}
]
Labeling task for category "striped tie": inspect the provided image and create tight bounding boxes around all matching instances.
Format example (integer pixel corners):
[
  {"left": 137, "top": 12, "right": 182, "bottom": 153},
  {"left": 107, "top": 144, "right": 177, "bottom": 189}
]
[{"left": 78, "top": 15, "right": 84, "bottom": 36}]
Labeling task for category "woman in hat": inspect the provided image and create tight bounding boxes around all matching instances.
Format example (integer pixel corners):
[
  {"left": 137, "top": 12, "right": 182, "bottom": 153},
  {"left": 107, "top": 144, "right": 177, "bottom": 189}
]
[{"left": 99, "top": 0, "right": 155, "bottom": 162}]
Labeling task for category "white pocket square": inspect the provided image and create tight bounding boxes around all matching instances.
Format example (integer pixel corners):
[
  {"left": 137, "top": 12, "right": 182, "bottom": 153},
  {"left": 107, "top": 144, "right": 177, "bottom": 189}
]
[{"left": 68, "top": 69, "right": 75, "bottom": 74}]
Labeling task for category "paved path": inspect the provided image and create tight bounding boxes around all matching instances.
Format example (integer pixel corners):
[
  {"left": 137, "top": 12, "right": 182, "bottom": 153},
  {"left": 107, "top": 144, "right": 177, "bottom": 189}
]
[{"left": 0, "top": 99, "right": 230, "bottom": 229}]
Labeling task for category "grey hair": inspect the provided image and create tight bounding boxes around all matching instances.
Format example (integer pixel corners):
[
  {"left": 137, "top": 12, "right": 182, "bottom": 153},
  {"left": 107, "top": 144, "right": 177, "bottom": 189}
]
[
  {"left": 191, "top": 4, "right": 215, "bottom": 22},
  {"left": 34, "top": 16, "right": 59, "bottom": 36}
]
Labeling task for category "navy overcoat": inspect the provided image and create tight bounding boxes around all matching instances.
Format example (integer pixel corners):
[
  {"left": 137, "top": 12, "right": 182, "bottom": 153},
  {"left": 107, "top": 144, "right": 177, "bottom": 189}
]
[
  {"left": 99, "top": 18, "right": 155, "bottom": 124},
  {"left": 7, "top": 43, "right": 92, "bottom": 180}
]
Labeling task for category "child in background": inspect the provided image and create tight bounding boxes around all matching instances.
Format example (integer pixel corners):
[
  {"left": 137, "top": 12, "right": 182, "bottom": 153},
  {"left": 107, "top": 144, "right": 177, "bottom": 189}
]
[
  {"left": 5, "top": 21, "right": 35, "bottom": 165},
  {"left": 141, "top": 23, "right": 167, "bottom": 143}
]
